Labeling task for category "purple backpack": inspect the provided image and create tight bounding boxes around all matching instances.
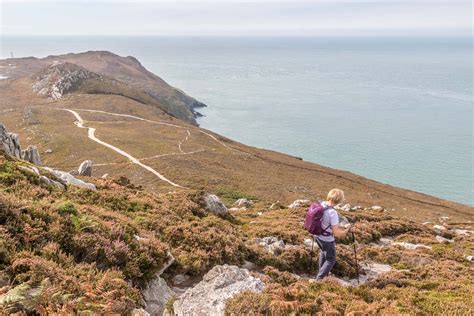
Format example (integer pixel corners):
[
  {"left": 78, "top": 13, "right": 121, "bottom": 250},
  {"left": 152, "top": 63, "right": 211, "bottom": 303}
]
[{"left": 304, "top": 201, "right": 332, "bottom": 236}]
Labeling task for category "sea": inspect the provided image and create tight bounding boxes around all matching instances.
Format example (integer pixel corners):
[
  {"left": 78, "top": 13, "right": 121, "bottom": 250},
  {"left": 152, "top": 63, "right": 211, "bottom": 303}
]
[{"left": 1, "top": 36, "right": 472, "bottom": 205}]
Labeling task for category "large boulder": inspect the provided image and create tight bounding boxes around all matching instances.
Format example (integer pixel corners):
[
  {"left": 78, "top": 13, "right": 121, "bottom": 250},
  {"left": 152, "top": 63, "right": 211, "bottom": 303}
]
[
  {"left": 203, "top": 194, "right": 228, "bottom": 216},
  {"left": 173, "top": 265, "right": 264, "bottom": 316},
  {"left": 78, "top": 160, "right": 93, "bottom": 176}
]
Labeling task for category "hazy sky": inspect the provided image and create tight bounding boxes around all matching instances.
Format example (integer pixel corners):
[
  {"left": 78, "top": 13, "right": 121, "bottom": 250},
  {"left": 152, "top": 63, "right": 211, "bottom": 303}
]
[{"left": 0, "top": 0, "right": 472, "bottom": 36}]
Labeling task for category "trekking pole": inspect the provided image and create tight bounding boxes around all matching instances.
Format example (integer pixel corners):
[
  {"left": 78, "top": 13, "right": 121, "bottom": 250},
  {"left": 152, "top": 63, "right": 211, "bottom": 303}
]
[
  {"left": 350, "top": 226, "right": 360, "bottom": 284},
  {"left": 309, "top": 236, "right": 315, "bottom": 273}
]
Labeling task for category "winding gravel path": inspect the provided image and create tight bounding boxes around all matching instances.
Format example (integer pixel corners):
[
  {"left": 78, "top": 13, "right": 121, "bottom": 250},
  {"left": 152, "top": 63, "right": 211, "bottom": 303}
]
[
  {"left": 61, "top": 109, "right": 185, "bottom": 188},
  {"left": 71, "top": 108, "right": 231, "bottom": 149}
]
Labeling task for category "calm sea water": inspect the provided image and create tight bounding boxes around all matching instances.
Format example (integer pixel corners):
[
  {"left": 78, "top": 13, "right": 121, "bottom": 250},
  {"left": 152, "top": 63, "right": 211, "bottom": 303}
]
[{"left": 1, "top": 36, "right": 472, "bottom": 205}]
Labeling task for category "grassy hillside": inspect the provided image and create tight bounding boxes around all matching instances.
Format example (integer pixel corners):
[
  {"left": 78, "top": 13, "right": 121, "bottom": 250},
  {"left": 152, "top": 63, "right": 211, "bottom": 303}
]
[{"left": 0, "top": 152, "right": 472, "bottom": 314}]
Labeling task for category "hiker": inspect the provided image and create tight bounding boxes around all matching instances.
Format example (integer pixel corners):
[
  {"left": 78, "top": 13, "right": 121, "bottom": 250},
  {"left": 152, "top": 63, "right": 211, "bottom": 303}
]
[{"left": 305, "top": 188, "right": 351, "bottom": 279}]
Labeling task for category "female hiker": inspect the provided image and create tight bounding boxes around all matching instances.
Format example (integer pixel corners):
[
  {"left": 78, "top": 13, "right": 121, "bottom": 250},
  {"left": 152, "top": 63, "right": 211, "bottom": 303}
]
[{"left": 313, "top": 188, "right": 351, "bottom": 279}]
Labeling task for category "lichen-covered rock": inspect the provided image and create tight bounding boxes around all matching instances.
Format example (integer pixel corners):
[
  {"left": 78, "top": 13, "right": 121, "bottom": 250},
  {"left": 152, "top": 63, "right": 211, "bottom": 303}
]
[
  {"left": 173, "top": 265, "right": 264, "bottom": 316},
  {"left": 203, "top": 194, "right": 228, "bottom": 216},
  {"left": 78, "top": 160, "right": 93, "bottom": 176}
]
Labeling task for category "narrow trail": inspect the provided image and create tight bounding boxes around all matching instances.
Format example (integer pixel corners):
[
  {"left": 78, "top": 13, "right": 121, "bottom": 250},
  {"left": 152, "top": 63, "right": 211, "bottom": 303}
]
[
  {"left": 60, "top": 109, "right": 185, "bottom": 188},
  {"left": 71, "top": 108, "right": 231, "bottom": 150}
]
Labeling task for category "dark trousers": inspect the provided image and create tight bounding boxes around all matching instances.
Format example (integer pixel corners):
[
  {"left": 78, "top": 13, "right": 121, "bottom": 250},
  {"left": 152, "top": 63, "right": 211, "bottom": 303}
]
[{"left": 315, "top": 238, "right": 336, "bottom": 279}]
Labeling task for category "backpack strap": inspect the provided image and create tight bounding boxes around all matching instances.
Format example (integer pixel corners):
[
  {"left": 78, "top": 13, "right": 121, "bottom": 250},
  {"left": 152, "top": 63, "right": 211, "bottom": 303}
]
[{"left": 320, "top": 206, "right": 335, "bottom": 237}]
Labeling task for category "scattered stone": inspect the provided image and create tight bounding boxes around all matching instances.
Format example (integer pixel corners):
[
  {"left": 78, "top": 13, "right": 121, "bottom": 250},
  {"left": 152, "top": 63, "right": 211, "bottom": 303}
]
[
  {"left": 336, "top": 262, "right": 392, "bottom": 286},
  {"left": 393, "top": 242, "right": 432, "bottom": 250},
  {"left": 269, "top": 201, "right": 283, "bottom": 209},
  {"left": 304, "top": 238, "right": 314, "bottom": 247},
  {"left": 130, "top": 308, "right": 150, "bottom": 316},
  {"left": 44, "top": 149, "right": 53, "bottom": 154},
  {"left": 440, "top": 216, "right": 450, "bottom": 221},
  {"left": 101, "top": 173, "right": 109, "bottom": 179},
  {"left": 288, "top": 199, "right": 310, "bottom": 208},
  {"left": 172, "top": 274, "right": 190, "bottom": 286},
  {"left": 435, "top": 235, "right": 454, "bottom": 243},
  {"left": 173, "top": 265, "right": 264, "bottom": 316},
  {"left": 433, "top": 224, "right": 447, "bottom": 235},
  {"left": 378, "top": 237, "right": 394, "bottom": 246},
  {"left": 256, "top": 211, "right": 263, "bottom": 216},
  {"left": 371, "top": 206, "right": 383, "bottom": 212},
  {"left": 233, "top": 198, "right": 253, "bottom": 208},
  {"left": 422, "top": 222, "right": 431, "bottom": 225},
  {"left": 336, "top": 203, "right": 351, "bottom": 212},
  {"left": 203, "top": 194, "right": 228, "bottom": 216},
  {"left": 453, "top": 229, "right": 470, "bottom": 236},
  {"left": 78, "top": 160, "right": 93, "bottom": 176},
  {"left": 228, "top": 207, "right": 246, "bottom": 212},
  {"left": 256, "top": 237, "right": 285, "bottom": 255},
  {"left": 466, "top": 256, "right": 474, "bottom": 262},
  {"left": 351, "top": 205, "right": 363, "bottom": 211}
]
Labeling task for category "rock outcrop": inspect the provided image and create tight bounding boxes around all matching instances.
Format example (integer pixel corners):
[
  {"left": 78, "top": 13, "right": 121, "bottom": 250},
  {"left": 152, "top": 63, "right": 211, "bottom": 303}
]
[
  {"left": 44, "top": 167, "right": 96, "bottom": 190},
  {"left": 32, "top": 62, "right": 100, "bottom": 100},
  {"left": 203, "top": 194, "right": 228, "bottom": 217},
  {"left": 78, "top": 160, "right": 93, "bottom": 176},
  {"left": 142, "top": 277, "right": 175, "bottom": 316},
  {"left": 173, "top": 265, "right": 264, "bottom": 316},
  {"left": 0, "top": 124, "right": 41, "bottom": 165}
]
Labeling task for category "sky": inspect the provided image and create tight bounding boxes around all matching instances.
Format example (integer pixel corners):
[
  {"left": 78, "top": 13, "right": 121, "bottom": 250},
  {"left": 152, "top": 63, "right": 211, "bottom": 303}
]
[{"left": 0, "top": 0, "right": 472, "bottom": 37}]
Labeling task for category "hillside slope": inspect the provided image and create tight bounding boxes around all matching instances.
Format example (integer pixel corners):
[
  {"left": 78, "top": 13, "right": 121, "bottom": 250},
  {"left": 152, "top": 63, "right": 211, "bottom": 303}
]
[{"left": 0, "top": 52, "right": 471, "bottom": 222}]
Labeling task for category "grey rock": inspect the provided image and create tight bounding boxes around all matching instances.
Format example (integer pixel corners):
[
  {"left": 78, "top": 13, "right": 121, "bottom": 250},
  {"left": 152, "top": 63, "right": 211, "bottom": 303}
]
[
  {"left": 203, "top": 194, "right": 228, "bottom": 216},
  {"left": 173, "top": 265, "right": 264, "bottom": 316},
  {"left": 256, "top": 237, "right": 285, "bottom": 255},
  {"left": 0, "top": 124, "right": 41, "bottom": 165},
  {"left": 44, "top": 149, "right": 53, "bottom": 154},
  {"left": 466, "top": 256, "right": 474, "bottom": 262},
  {"left": 393, "top": 241, "right": 432, "bottom": 250},
  {"left": 172, "top": 274, "right": 190, "bottom": 286},
  {"left": 18, "top": 165, "right": 39, "bottom": 176},
  {"left": 21, "top": 145, "right": 41, "bottom": 165},
  {"left": 288, "top": 199, "right": 310, "bottom": 208},
  {"left": 371, "top": 206, "right": 384, "bottom": 212},
  {"left": 435, "top": 235, "right": 453, "bottom": 243},
  {"left": 131, "top": 309, "right": 150, "bottom": 316},
  {"left": 78, "top": 160, "right": 93, "bottom": 176},
  {"left": 142, "top": 277, "right": 175, "bottom": 316},
  {"left": 233, "top": 198, "right": 253, "bottom": 208},
  {"left": 44, "top": 167, "right": 96, "bottom": 190}
]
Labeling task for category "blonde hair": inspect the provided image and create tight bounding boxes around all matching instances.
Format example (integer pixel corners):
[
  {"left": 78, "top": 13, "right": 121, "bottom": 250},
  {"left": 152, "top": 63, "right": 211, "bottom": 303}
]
[{"left": 327, "top": 189, "right": 345, "bottom": 204}]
